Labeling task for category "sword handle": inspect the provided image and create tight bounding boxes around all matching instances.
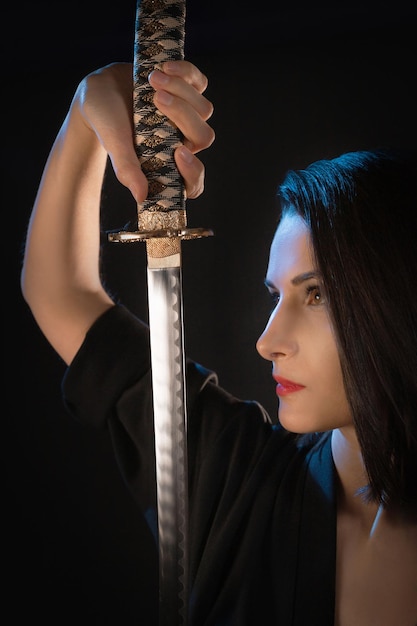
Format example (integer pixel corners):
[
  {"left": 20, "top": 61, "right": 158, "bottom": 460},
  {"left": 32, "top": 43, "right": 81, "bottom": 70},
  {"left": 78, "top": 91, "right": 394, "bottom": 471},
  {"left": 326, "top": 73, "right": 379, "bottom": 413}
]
[{"left": 134, "top": 0, "right": 186, "bottom": 261}]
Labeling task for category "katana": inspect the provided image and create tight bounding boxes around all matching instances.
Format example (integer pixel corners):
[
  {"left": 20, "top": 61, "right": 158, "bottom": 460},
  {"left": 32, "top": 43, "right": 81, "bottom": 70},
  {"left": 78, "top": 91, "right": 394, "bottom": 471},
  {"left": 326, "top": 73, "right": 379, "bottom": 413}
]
[{"left": 108, "top": 1, "right": 212, "bottom": 624}]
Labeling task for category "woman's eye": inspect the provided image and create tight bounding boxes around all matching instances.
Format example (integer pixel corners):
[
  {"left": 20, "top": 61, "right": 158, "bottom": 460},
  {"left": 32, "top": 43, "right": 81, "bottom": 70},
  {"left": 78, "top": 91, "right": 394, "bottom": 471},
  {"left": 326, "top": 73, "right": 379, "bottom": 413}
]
[
  {"left": 306, "top": 285, "right": 325, "bottom": 305},
  {"left": 269, "top": 291, "right": 280, "bottom": 309}
]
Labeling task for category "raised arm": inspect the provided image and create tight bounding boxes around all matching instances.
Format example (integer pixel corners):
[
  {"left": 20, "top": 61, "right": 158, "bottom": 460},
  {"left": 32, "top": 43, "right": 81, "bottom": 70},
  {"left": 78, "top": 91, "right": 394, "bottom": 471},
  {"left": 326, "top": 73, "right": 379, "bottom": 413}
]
[{"left": 21, "top": 61, "right": 214, "bottom": 365}]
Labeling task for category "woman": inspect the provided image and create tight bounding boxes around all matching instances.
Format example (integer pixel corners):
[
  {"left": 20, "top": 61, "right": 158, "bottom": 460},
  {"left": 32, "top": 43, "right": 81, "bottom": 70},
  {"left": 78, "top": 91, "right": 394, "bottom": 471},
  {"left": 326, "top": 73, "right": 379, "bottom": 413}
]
[{"left": 21, "top": 61, "right": 417, "bottom": 624}]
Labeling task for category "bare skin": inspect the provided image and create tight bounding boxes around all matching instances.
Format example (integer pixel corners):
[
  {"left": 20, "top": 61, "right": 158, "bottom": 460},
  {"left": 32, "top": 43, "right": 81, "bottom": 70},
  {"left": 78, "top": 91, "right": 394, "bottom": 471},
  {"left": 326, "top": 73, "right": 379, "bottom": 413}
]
[
  {"left": 257, "top": 216, "right": 417, "bottom": 625},
  {"left": 333, "top": 428, "right": 417, "bottom": 626}
]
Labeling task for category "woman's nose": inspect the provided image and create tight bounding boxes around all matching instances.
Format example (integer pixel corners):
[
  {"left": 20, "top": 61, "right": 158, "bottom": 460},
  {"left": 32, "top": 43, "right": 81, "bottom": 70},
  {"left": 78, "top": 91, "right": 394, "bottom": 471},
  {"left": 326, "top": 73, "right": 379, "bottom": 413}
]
[{"left": 256, "top": 305, "right": 298, "bottom": 362}]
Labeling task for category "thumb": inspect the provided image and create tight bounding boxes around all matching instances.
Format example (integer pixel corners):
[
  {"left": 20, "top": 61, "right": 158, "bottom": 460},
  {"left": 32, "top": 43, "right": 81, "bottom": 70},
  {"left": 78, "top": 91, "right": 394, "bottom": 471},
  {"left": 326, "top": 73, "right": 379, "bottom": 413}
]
[{"left": 109, "top": 154, "right": 149, "bottom": 203}]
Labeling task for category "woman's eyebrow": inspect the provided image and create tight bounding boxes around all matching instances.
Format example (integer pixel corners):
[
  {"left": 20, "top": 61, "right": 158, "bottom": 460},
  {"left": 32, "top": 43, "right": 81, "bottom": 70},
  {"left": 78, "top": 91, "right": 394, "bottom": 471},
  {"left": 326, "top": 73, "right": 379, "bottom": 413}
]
[
  {"left": 291, "top": 271, "right": 321, "bottom": 285},
  {"left": 264, "top": 271, "right": 321, "bottom": 291}
]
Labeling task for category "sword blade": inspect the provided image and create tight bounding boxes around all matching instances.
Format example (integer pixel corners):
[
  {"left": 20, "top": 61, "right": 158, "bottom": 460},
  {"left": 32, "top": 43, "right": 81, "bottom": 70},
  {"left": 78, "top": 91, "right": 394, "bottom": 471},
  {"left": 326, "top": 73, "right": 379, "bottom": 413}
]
[{"left": 147, "top": 265, "right": 188, "bottom": 625}]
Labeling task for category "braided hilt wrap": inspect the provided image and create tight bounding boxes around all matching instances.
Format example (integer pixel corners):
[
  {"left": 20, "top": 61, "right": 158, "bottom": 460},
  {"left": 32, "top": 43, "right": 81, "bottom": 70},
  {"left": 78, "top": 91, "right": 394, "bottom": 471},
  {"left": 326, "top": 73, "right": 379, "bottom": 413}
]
[{"left": 134, "top": 0, "right": 186, "bottom": 259}]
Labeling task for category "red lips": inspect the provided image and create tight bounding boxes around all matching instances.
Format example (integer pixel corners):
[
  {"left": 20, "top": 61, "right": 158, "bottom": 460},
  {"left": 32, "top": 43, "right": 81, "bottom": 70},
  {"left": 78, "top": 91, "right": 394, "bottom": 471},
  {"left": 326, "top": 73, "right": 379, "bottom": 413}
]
[{"left": 273, "top": 375, "right": 305, "bottom": 397}]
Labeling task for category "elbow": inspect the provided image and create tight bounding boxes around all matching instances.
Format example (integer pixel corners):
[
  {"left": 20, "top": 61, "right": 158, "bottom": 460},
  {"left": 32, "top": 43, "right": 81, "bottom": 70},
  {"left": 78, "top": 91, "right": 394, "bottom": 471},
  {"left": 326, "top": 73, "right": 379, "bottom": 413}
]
[
  {"left": 20, "top": 264, "right": 34, "bottom": 311},
  {"left": 20, "top": 226, "right": 35, "bottom": 310},
  {"left": 20, "top": 247, "right": 42, "bottom": 315}
]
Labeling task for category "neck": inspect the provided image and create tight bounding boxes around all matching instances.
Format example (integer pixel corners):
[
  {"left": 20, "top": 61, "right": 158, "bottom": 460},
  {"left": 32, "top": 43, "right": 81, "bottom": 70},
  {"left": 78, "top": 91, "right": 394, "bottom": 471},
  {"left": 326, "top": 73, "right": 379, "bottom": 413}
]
[{"left": 331, "top": 427, "right": 381, "bottom": 531}]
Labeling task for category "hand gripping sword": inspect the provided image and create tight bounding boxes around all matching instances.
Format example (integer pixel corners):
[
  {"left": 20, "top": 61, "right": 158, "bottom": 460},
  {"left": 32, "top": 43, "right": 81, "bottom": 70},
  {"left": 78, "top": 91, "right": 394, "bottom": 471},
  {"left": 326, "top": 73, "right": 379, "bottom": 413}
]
[{"left": 108, "top": 1, "right": 212, "bottom": 624}]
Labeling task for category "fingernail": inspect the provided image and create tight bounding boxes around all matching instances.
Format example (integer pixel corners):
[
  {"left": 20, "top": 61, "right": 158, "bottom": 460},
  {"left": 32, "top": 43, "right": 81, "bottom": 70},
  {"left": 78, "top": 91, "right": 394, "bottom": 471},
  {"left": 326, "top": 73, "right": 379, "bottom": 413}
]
[{"left": 149, "top": 69, "right": 169, "bottom": 86}]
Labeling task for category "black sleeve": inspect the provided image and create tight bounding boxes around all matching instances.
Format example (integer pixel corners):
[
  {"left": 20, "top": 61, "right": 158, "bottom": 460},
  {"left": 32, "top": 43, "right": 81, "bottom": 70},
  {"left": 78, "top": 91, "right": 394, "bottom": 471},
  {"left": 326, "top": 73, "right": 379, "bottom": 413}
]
[
  {"left": 62, "top": 304, "right": 152, "bottom": 430},
  {"left": 61, "top": 303, "right": 221, "bottom": 518}
]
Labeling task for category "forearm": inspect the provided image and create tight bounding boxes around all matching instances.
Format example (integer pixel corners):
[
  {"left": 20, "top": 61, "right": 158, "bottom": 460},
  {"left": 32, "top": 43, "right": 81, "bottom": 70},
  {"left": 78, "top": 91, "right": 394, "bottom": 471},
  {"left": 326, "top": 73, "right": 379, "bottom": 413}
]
[
  {"left": 21, "top": 61, "right": 214, "bottom": 366},
  {"left": 21, "top": 101, "right": 114, "bottom": 365}
]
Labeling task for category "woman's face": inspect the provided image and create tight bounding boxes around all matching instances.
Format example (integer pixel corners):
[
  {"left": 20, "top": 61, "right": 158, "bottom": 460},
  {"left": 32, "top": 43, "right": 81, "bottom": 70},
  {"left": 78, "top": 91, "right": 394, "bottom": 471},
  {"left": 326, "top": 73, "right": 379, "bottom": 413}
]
[{"left": 256, "top": 212, "right": 352, "bottom": 433}]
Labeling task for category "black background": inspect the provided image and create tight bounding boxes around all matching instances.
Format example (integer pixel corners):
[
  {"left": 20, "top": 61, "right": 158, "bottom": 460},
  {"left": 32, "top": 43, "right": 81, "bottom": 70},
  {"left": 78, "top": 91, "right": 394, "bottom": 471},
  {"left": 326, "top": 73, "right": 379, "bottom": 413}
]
[{"left": 5, "top": 0, "right": 417, "bottom": 621}]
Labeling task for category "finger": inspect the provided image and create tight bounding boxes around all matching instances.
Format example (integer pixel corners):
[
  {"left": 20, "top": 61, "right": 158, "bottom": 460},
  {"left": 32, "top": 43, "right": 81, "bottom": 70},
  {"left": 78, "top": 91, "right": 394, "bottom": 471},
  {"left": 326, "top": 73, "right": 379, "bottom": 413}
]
[
  {"left": 174, "top": 145, "right": 205, "bottom": 199},
  {"left": 97, "top": 126, "right": 150, "bottom": 203},
  {"left": 149, "top": 69, "right": 214, "bottom": 122},
  {"left": 151, "top": 90, "right": 215, "bottom": 154},
  {"left": 160, "top": 60, "right": 209, "bottom": 94},
  {"left": 110, "top": 156, "right": 149, "bottom": 204}
]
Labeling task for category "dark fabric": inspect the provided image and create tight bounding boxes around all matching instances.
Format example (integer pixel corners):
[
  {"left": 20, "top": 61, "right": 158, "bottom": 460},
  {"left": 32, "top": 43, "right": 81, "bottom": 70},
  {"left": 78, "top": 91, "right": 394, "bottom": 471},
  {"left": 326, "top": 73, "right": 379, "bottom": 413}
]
[{"left": 62, "top": 304, "right": 337, "bottom": 625}]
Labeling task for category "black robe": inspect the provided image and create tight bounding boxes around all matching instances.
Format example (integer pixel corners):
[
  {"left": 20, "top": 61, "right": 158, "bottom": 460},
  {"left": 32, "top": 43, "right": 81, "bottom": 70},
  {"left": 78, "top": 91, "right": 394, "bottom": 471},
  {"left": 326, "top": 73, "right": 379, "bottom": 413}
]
[{"left": 63, "top": 304, "right": 337, "bottom": 625}]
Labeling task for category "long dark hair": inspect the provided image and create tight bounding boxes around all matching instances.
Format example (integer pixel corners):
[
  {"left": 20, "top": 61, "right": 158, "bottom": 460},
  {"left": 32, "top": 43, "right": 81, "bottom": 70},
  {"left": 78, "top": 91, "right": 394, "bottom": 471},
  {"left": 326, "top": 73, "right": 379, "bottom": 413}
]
[{"left": 277, "top": 148, "right": 417, "bottom": 514}]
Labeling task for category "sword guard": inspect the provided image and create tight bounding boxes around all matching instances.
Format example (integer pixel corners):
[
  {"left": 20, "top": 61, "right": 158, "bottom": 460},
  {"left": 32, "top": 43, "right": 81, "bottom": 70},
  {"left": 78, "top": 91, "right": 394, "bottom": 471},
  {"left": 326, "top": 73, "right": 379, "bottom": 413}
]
[{"left": 107, "top": 226, "right": 213, "bottom": 243}]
